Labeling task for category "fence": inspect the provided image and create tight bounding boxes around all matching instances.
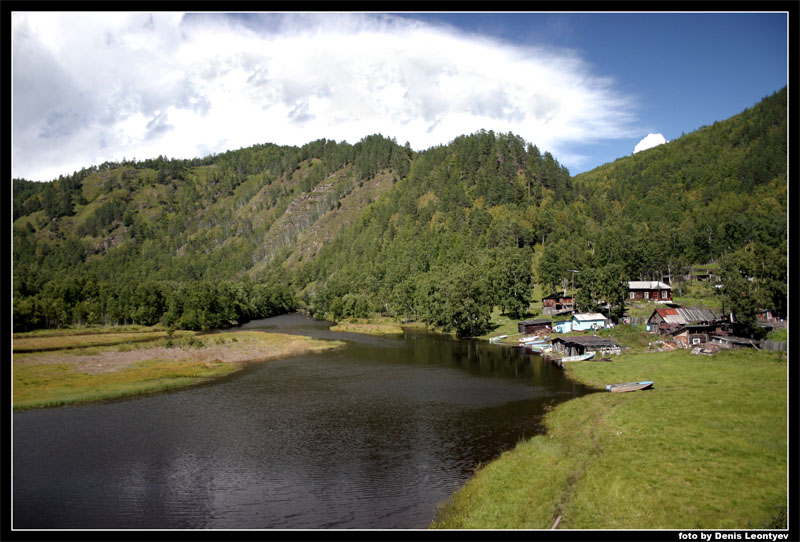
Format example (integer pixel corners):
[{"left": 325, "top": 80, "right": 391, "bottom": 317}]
[{"left": 759, "top": 340, "right": 787, "bottom": 352}]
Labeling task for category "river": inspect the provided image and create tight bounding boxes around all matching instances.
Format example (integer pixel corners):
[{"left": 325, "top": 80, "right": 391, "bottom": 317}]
[{"left": 13, "top": 313, "right": 592, "bottom": 529}]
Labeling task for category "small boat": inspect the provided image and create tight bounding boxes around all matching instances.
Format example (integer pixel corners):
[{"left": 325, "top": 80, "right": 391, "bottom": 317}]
[
  {"left": 560, "top": 352, "right": 595, "bottom": 362},
  {"left": 489, "top": 335, "right": 508, "bottom": 343},
  {"left": 519, "top": 335, "right": 549, "bottom": 344},
  {"left": 526, "top": 344, "right": 552, "bottom": 353},
  {"left": 606, "top": 381, "right": 655, "bottom": 393}
]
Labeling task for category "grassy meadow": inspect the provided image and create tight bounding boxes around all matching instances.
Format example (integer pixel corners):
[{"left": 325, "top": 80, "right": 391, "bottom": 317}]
[
  {"left": 432, "top": 347, "right": 787, "bottom": 530},
  {"left": 13, "top": 327, "right": 343, "bottom": 410},
  {"left": 329, "top": 316, "right": 405, "bottom": 336}
]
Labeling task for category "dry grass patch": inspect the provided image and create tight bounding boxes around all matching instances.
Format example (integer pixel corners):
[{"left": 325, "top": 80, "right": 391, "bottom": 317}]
[{"left": 13, "top": 328, "right": 344, "bottom": 410}]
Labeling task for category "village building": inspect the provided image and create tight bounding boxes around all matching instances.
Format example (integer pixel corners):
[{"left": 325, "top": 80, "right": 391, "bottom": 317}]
[
  {"left": 541, "top": 294, "right": 574, "bottom": 316},
  {"left": 756, "top": 309, "right": 780, "bottom": 323},
  {"left": 627, "top": 281, "right": 672, "bottom": 302},
  {"left": 710, "top": 334, "right": 760, "bottom": 349},
  {"left": 571, "top": 312, "right": 608, "bottom": 332},
  {"left": 553, "top": 319, "right": 573, "bottom": 334},
  {"left": 669, "top": 324, "right": 718, "bottom": 348},
  {"left": 688, "top": 266, "right": 718, "bottom": 283},
  {"left": 550, "top": 335, "right": 622, "bottom": 357},
  {"left": 646, "top": 307, "right": 720, "bottom": 335},
  {"left": 517, "top": 318, "right": 552, "bottom": 334}
]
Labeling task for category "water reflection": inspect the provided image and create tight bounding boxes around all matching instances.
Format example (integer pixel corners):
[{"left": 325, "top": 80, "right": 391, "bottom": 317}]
[{"left": 14, "top": 314, "right": 591, "bottom": 529}]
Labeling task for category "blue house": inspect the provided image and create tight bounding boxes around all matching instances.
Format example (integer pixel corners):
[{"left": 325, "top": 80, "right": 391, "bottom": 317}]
[
  {"left": 553, "top": 320, "right": 573, "bottom": 333},
  {"left": 571, "top": 313, "right": 608, "bottom": 332}
]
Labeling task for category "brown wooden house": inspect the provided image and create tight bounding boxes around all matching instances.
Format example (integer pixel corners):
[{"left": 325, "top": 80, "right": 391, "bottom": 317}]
[
  {"left": 541, "top": 294, "right": 574, "bottom": 316},
  {"left": 646, "top": 307, "right": 720, "bottom": 335},
  {"left": 627, "top": 281, "right": 672, "bottom": 302}
]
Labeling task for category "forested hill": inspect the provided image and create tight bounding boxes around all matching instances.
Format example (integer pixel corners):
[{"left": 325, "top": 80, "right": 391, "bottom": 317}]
[{"left": 13, "top": 87, "right": 787, "bottom": 335}]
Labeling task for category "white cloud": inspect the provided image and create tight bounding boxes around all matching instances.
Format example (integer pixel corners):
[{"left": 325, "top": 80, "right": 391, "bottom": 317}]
[
  {"left": 633, "top": 133, "right": 668, "bottom": 154},
  {"left": 12, "top": 12, "right": 639, "bottom": 181}
]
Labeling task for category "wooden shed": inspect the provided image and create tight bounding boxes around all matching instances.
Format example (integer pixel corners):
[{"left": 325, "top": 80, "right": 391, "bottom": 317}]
[
  {"left": 711, "top": 334, "right": 760, "bottom": 349},
  {"left": 518, "top": 319, "right": 552, "bottom": 334},
  {"left": 550, "top": 335, "right": 622, "bottom": 356},
  {"left": 669, "top": 324, "right": 717, "bottom": 347}
]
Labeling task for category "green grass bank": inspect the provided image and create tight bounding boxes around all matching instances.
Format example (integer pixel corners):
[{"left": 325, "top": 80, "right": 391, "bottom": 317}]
[{"left": 432, "top": 348, "right": 787, "bottom": 529}]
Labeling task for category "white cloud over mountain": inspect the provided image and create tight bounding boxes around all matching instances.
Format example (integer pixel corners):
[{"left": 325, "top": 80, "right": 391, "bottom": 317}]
[
  {"left": 633, "top": 133, "right": 668, "bottom": 153},
  {"left": 12, "top": 12, "right": 639, "bottom": 181}
]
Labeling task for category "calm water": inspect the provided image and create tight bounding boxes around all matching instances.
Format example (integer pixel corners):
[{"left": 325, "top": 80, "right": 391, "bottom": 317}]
[{"left": 13, "top": 314, "right": 592, "bottom": 529}]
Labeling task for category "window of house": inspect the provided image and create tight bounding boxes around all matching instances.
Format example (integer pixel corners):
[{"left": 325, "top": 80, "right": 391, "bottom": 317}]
[
  {"left": 692, "top": 338, "right": 701, "bottom": 345},
  {"left": 644, "top": 292, "right": 649, "bottom": 300},
  {"left": 630, "top": 292, "right": 635, "bottom": 299},
  {"left": 662, "top": 290, "right": 668, "bottom": 299}
]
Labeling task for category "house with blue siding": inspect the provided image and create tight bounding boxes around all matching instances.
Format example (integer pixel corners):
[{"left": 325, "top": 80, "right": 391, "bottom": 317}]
[
  {"left": 571, "top": 313, "right": 608, "bottom": 332},
  {"left": 553, "top": 320, "right": 573, "bottom": 333}
]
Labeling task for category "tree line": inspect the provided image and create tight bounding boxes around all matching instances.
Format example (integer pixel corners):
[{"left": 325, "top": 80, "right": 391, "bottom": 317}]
[{"left": 12, "top": 89, "right": 787, "bottom": 337}]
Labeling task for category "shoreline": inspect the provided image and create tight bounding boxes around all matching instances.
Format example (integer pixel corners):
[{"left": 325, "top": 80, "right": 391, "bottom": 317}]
[
  {"left": 431, "top": 347, "right": 787, "bottom": 529},
  {"left": 13, "top": 328, "right": 344, "bottom": 411}
]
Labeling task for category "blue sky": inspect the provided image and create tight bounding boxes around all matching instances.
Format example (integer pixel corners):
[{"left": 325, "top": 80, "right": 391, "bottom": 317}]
[
  {"left": 398, "top": 12, "right": 788, "bottom": 168},
  {"left": 11, "top": 11, "right": 788, "bottom": 181}
]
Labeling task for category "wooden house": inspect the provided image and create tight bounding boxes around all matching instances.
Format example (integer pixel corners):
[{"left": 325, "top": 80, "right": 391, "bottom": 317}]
[
  {"left": 668, "top": 324, "right": 717, "bottom": 347},
  {"left": 518, "top": 319, "right": 552, "bottom": 334},
  {"left": 646, "top": 307, "right": 719, "bottom": 335},
  {"left": 627, "top": 281, "right": 672, "bottom": 302},
  {"left": 571, "top": 313, "right": 607, "bottom": 332},
  {"left": 541, "top": 294, "right": 574, "bottom": 316},
  {"left": 689, "top": 267, "right": 718, "bottom": 282},
  {"left": 550, "top": 335, "right": 621, "bottom": 356},
  {"left": 756, "top": 309, "right": 778, "bottom": 322}
]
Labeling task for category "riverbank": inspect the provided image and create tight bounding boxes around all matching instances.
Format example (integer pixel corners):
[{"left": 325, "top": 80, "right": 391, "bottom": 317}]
[
  {"left": 13, "top": 327, "right": 344, "bottom": 410},
  {"left": 329, "top": 316, "right": 407, "bottom": 336},
  {"left": 432, "top": 348, "right": 787, "bottom": 529}
]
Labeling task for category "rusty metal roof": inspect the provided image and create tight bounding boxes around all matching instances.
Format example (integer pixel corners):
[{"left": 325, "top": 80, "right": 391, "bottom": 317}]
[{"left": 652, "top": 307, "right": 718, "bottom": 325}]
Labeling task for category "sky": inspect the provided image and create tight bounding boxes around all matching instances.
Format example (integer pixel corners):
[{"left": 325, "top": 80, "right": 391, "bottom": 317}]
[{"left": 11, "top": 11, "right": 788, "bottom": 182}]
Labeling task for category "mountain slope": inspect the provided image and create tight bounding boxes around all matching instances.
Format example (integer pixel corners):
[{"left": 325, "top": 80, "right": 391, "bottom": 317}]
[{"left": 12, "top": 88, "right": 787, "bottom": 333}]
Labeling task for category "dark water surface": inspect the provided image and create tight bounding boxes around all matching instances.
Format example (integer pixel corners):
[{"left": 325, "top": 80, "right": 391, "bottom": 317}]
[{"left": 13, "top": 313, "right": 592, "bottom": 529}]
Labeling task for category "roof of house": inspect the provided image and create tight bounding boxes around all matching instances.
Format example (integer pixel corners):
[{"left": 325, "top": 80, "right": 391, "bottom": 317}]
[
  {"left": 519, "top": 319, "right": 552, "bottom": 325},
  {"left": 712, "top": 334, "right": 759, "bottom": 346},
  {"left": 650, "top": 307, "right": 718, "bottom": 325},
  {"left": 573, "top": 313, "right": 606, "bottom": 322},
  {"left": 552, "top": 335, "right": 619, "bottom": 347},
  {"left": 628, "top": 281, "right": 672, "bottom": 290}
]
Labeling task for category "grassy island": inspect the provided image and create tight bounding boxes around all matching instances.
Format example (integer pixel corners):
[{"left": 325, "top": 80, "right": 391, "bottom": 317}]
[
  {"left": 13, "top": 327, "right": 344, "bottom": 410},
  {"left": 432, "top": 347, "right": 787, "bottom": 530},
  {"left": 329, "top": 317, "right": 406, "bottom": 336}
]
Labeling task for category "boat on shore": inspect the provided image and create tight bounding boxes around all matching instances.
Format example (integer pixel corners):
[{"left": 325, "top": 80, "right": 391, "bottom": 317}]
[
  {"left": 519, "top": 336, "right": 550, "bottom": 346},
  {"left": 606, "top": 381, "right": 655, "bottom": 393},
  {"left": 560, "top": 352, "right": 595, "bottom": 362},
  {"left": 525, "top": 344, "right": 552, "bottom": 353}
]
